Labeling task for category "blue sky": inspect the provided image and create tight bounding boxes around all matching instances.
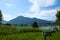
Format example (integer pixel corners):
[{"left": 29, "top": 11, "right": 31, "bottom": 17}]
[{"left": 0, "top": 0, "right": 60, "bottom": 21}]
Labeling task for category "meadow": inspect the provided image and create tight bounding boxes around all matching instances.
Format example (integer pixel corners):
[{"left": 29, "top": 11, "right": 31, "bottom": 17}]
[{"left": 0, "top": 25, "right": 60, "bottom": 40}]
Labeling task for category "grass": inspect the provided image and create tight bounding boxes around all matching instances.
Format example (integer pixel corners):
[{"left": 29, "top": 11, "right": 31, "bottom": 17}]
[
  {"left": 0, "top": 25, "right": 60, "bottom": 40},
  {"left": 0, "top": 32, "right": 43, "bottom": 40},
  {"left": 46, "top": 31, "right": 60, "bottom": 40}
]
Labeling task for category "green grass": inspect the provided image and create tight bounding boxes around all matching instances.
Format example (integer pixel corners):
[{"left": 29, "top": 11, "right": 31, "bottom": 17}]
[
  {"left": 46, "top": 31, "right": 60, "bottom": 40},
  {"left": 0, "top": 25, "right": 42, "bottom": 34},
  {"left": 0, "top": 25, "right": 60, "bottom": 40},
  {"left": 0, "top": 32, "right": 43, "bottom": 40}
]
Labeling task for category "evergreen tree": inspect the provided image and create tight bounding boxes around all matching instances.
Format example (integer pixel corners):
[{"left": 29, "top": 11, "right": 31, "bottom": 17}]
[
  {"left": 56, "top": 10, "right": 60, "bottom": 25},
  {"left": 0, "top": 10, "right": 3, "bottom": 24},
  {"left": 32, "top": 21, "right": 39, "bottom": 28},
  {"left": 54, "top": 10, "right": 60, "bottom": 31}
]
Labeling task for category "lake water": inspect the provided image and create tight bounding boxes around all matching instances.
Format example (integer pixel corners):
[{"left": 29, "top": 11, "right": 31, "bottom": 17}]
[
  {"left": 39, "top": 26, "right": 59, "bottom": 30},
  {"left": 16, "top": 26, "right": 60, "bottom": 30}
]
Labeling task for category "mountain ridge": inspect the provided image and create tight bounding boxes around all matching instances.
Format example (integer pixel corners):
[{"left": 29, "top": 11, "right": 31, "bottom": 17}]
[{"left": 8, "top": 16, "right": 54, "bottom": 25}]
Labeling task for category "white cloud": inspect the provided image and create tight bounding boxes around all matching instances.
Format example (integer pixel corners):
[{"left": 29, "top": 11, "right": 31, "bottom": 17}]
[
  {"left": 24, "top": 0, "right": 57, "bottom": 21},
  {"left": 39, "top": 9, "right": 57, "bottom": 21},
  {"left": 3, "top": 13, "right": 14, "bottom": 21},
  {"left": 18, "top": 0, "right": 58, "bottom": 21},
  {"left": 3, "top": 0, "right": 58, "bottom": 21},
  {"left": 28, "top": 0, "right": 56, "bottom": 13},
  {"left": 18, "top": 9, "right": 57, "bottom": 21},
  {"left": 5, "top": 3, "right": 16, "bottom": 8},
  {"left": 28, "top": 0, "right": 40, "bottom": 13},
  {"left": 3, "top": 10, "right": 57, "bottom": 21}
]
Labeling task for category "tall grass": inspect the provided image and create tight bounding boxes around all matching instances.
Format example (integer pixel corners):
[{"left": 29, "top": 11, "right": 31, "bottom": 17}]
[
  {"left": 0, "top": 25, "right": 42, "bottom": 34},
  {"left": 0, "top": 25, "right": 60, "bottom": 40}
]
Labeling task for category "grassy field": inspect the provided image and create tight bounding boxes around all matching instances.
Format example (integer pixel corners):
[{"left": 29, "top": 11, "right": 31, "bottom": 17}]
[{"left": 0, "top": 25, "right": 60, "bottom": 40}]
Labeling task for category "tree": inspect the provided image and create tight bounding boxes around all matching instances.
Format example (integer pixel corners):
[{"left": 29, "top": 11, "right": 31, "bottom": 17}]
[
  {"left": 0, "top": 10, "right": 3, "bottom": 24},
  {"left": 56, "top": 10, "right": 60, "bottom": 25},
  {"left": 32, "top": 21, "right": 39, "bottom": 28},
  {"left": 55, "top": 10, "right": 60, "bottom": 31}
]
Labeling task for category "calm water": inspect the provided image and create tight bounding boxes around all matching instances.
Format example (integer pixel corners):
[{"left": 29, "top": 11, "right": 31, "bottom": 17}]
[
  {"left": 39, "top": 26, "right": 59, "bottom": 30},
  {"left": 16, "top": 26, "right": 59, "bottom": 30}
]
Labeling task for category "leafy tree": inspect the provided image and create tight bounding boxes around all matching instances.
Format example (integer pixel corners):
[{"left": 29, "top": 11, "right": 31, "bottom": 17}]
[
  {"left": 0, "top": 10, "right": 3, "bottom": 24},
  {"left": 56, "top": 10, "right": 60, "bottom": 25},
  {"left": 32, "top": 21, "right": 39, "bottom": 28}
]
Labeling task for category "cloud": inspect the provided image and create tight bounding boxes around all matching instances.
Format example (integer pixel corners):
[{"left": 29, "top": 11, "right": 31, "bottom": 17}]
[
  {"left": 18, "top": 9, "right": 57, "bottom": 21},
  {"left": 20, "top": 0, "right": 56, "bottom": 21},
  {"left": 3, "top": 0, "right": 59, "bottom": 21},
  {"left": 39, "top": 9, "right": 57, "bottom": 21},
  {"left": 3, "top": 13, "right": 15, "bottom": 21},
  {"left": 28, "top": 0, "right": 56, "bottom": 13},
  {"left": 5, "top": 3, "right": 16, "bottom": 8}
]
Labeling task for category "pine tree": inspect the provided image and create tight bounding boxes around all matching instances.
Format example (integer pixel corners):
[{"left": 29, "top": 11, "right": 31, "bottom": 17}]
[{"left": 0, "top": 10, "right": 3, "bottom": 24}]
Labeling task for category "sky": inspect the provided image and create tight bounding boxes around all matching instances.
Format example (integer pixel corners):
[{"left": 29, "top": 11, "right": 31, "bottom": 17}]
[{"left": 0, "top": 0, "right": 60, "bottom": 21}]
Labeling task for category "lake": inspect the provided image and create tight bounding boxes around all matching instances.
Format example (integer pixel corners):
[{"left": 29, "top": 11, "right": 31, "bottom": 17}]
[
  {"left": 16, "top": 26, "right": 60, "bottom": 30},
  {"left": 39, "top": 26, "right": 59, "bottom": 30}
]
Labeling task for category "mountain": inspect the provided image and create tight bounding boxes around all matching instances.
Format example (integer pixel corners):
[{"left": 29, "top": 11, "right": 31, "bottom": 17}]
[
  {"left": 8, "top": 16, "right": 53, "bottom": 25},
  {"left": 2, "top": 20, "right": 7, "bottom": 24}
]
